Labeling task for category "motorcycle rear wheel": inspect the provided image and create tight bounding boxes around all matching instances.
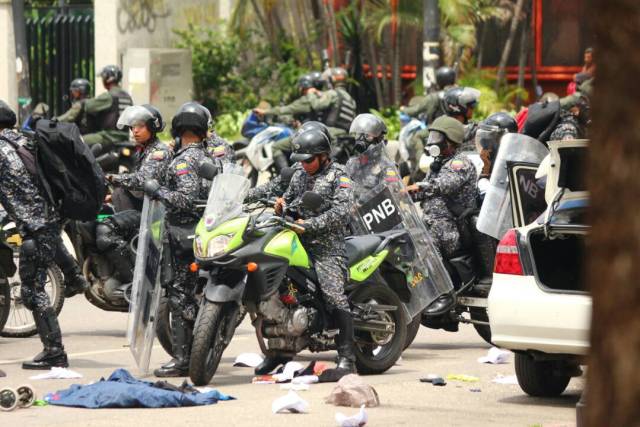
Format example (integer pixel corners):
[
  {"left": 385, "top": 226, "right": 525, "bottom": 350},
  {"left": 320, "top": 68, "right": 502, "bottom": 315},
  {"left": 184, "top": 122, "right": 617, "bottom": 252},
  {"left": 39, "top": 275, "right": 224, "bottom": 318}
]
[
  {"left": 189, "top": 301, "right": 238, "bottom": 386},
  {"left": 350, "top": 284, "right": 407, "bottom": 375},
  {"left": 1, "top": 264, "right": 64, "bottom": 338},
  {"left": 403, "top": 315, "right": 421, "bottom": 350},
  {"left": 0, "top": 276, "right": 10, "bottom": 333},
  {"left": 155, "top": 296, "right": 174, "bottom": 357}
]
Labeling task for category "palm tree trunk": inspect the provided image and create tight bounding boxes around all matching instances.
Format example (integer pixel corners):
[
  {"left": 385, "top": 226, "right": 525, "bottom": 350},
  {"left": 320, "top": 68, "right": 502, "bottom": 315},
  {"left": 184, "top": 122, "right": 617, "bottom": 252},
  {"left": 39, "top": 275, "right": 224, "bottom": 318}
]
[
  {"left": 250, "top": 0, "right": 281, "bottom": 60},
  {"left": 515, "top": 8, "right": 529, "bottom": 109},
  {"left": 586, "top": 0, "right": 640, "bottom": 426},
  {"left": 324, "top": 0, "right": 340, "bottom": 65},
  {"left": 495, "top": 0, "right": 525, "bottom": 92},
  {"left": 295, "top": 0, "right": 314, "bottom": 67},
  {"left": 366, "top": 37, "right": 384, "bottom": 109},
  {"left": 390, "top": 0, "right": 401, "bottom": 105},
  {"left": 476, "top": 21, "right": 486, "bottom": 69}
]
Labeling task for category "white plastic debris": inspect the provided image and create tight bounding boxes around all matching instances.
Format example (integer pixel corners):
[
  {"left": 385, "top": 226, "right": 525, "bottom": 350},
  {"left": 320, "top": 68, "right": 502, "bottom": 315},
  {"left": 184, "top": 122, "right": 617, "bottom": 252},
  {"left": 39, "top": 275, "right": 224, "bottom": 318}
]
[
  {"left": 272, "top": 361, "right": 304, "bottom": 383},
  {"left": 291, "top": 375, "right": 319, "bottom": 384},
  {"left": 491, "top": 374, "right": 519, "bottom": 385},
  {"left": 336, "top": 405, "right": 368, "bottom": 427},
  {"left": 29, "top": 367, "right": 82, "bottom": 380},
  {"left": 272, "top": 390, "right": 310, "bottom": 414},
  {"left": 233, "top": 353, "right": 264, "bottom": 368},
  {"left": 478, "top": 347, "right": 511, "bottom": 364}
]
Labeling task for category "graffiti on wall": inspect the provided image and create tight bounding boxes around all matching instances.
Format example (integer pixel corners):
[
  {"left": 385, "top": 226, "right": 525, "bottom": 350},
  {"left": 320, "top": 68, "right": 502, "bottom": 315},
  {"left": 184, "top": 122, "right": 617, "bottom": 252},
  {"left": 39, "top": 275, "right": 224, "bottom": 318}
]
[{"left": 117, "top": 0, "right": 171, "bottom": 33}]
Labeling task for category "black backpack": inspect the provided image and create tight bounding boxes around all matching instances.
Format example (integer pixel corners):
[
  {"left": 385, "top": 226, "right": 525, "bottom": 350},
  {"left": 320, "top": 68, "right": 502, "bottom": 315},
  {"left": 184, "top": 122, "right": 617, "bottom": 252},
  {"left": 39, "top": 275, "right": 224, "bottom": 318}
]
[
  {"left": 522, "top": 100, "right": 561, "bottom": 143},
  {"left": 32, "top": 119, "right": 106, "bottom": 221}
]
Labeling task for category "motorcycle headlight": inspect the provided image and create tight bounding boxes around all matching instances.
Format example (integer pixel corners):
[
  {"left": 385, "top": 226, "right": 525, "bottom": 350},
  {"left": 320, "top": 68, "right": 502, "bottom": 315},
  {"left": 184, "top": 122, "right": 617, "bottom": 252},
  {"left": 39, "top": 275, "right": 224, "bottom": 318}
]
[{"left": 206, "top": 234, "right": 233, "bottom": 258}]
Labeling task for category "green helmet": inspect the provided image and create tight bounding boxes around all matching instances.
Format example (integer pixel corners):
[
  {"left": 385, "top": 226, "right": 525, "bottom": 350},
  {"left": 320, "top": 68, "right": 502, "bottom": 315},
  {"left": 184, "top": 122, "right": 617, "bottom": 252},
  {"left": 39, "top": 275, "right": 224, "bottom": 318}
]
[{"left": 427, "top": 116, "right": 464, "bottom": 145}]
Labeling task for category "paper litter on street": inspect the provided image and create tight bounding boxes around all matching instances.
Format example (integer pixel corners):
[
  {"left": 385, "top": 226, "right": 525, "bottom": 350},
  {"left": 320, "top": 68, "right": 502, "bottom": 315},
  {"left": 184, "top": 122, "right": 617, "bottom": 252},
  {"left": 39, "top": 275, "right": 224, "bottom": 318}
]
[
  {"left": 292, "top": 375, "right": 319, "bottom": 384},
  {"left": 272, "top": 390, "right": 310, "bottom": 414},
  {"left": 233, "top": 353, "right": 264, "bottom": 368},
  {"left": 272, "top": 361, "right": 304, "bottom": 382},
  {"left": 477, "top": 347, "right": 511, "bottom": 364},
  {"left": 335, "top": 405, "right": 368, "bottom": 427},
  {"left": 491, "top": 374, "right": 519, "bottom": 385},
  {"left": 29, "top": 367, "right": 83, "bottom": 380}
]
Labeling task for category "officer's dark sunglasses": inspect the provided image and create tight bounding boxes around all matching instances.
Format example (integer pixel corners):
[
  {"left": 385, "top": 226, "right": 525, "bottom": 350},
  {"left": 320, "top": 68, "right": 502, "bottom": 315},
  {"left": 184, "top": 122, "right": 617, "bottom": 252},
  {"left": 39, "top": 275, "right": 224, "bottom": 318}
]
[{"left": 301, "top": 156, "right": 317, "bottom": 164}]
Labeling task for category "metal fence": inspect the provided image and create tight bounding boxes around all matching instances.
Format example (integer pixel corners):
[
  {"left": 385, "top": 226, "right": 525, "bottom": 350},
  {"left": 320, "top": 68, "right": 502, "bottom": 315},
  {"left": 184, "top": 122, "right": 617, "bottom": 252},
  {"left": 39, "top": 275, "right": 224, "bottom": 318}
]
[{"left": 26, "top": 8, "right": 94, "bottom": 116}]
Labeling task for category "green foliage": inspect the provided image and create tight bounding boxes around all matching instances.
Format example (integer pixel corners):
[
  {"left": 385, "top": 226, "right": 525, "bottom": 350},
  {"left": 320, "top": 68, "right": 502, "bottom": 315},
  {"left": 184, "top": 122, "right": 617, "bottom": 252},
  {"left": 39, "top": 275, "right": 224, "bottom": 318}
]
[
  {"left": 214, "top": 111, "right": 248, "bottom": 141},
  {"left": 370, "top": 107, "right": 401, "bottom": 140},
  {"left": 459, "top": 68, "right": 528, "bottom": 119}
]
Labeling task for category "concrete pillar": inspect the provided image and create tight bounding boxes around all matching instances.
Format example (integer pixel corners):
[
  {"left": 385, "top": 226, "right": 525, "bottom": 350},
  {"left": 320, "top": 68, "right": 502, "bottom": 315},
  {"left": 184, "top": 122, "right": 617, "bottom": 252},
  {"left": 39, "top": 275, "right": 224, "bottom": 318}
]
[
  {"left": 94, "top": 0, "right": 119, "bottom": 96},
  {"left": 0, "top": 0, "right": 18, "bottom": 112}
]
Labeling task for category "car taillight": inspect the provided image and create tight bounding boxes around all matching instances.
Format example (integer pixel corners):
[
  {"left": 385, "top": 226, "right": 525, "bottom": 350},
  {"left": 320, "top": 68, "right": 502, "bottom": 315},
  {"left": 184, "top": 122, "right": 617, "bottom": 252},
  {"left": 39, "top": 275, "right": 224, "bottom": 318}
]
[{"left": 494, "top": 229, "right": 524, "bottom": 275}]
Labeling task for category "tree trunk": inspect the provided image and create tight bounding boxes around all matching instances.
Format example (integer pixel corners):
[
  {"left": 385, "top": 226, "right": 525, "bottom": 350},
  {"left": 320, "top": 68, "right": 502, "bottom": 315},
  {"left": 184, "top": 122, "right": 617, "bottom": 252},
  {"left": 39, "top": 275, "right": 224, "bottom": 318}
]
[
  {"left": 391, "top": 0, "right": 401, "bottom": 106},
  {"left": 250, "top": 0, "right": 281, "bottom": 60},
  {"left": 495, "top": 0, "right": 525, "bottom": 92},
  {"left": 324, "top": 0, "right": 340, "bottom": 65},
  {"left": 515, "top": 8, "right": 529, "bottom": 109},
  {"left": 476, "top": 21, "right": 486, "bottom": 69},
  {"left": 295, "top": 0, "right": 314, "bottom": 67},
  {"left": 586, "top": 0, "right": 640, "bottom": 426},
  {"left": 366, "top": 37, "right": 384, "bottom": 109}
]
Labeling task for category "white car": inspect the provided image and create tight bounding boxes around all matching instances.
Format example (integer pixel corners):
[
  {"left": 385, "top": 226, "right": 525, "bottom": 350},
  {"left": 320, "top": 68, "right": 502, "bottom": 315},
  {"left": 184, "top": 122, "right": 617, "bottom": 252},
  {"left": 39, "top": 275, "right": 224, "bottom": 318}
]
[{"left": 488, "top": 140, "right": 590, "bottom": 397}]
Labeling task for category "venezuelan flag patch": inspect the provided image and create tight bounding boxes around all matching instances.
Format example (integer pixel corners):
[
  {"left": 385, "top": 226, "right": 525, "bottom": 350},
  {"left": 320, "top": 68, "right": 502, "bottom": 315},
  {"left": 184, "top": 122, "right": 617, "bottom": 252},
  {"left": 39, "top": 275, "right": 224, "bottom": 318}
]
[
  {"left": 175, "top": 162, "right": 188, "bottom": 170},
  {"left": 339, "top": 176, "right": 352, "bottom": 188},
  {"left": 451, "top": 160, "right": 465, "bottom": 171}
]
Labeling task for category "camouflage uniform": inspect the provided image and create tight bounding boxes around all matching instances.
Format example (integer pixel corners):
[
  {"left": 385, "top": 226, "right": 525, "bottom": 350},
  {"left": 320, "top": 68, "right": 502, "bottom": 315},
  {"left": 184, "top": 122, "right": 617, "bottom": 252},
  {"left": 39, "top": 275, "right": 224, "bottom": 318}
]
[
  {"left": 0, "top": 129, "right": 65, "bottom": 350},
  {"left": 412, "top": 152, "right": 478, "bottom": 258},
  {"left": 265, "top": 92, "right": 323, "bottom": 157},
  {"left": 206, "top": 131, "right": 235, "bottom": 161},
  {"left": 82, "top": 86, "right": 133, "bottom": 149},
  {"left": 283, "top": 162, "right": 354, "bottom": 311},
  {"left": 57, "top": 100, "right": 91, "bottom": 134},
  {"left": 309, "top": 87, "right": 357, "bottom": 139},
  {"left": 345, "top": 144, "right": 400, "bottom": 207},
  {"left": 245, "top": 163, "right": 302, "bottom": 203},
  {"left": 549, "top": 110, "right": 583, "bottom": 141},
  {"left": 157, "top": 143, "right": 210, "bottom": 358}
]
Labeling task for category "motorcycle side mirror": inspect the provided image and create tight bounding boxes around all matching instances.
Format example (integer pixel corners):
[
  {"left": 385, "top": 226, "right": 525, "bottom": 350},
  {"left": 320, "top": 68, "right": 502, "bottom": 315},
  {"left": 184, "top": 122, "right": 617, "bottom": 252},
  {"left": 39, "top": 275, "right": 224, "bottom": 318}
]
[
  {"left": 280, "top": 167, "right": 295, "bottom": 186},
  {"left": 91, "top": 143, "right": 103, "bottom": 157},
  {"left": 198, "top": 160, "right": 219, "bottom": 180},
  {"left": 143, "top": 179, "right": 161, "bottom": 197},
  {"left": 301, "top": 191, "right": 323, "bottom": 212}
]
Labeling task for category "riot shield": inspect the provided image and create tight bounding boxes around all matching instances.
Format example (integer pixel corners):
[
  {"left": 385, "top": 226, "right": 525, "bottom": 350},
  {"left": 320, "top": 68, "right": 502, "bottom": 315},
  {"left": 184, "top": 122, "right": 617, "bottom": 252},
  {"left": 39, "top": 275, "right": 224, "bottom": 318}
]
[
  {"left": 127, "top": 195, "right": 166, "bottom": 373},
  {"left": 476, "top": 134, "right": 549, "bottom": 239},
  {"left": 507, "top": 162, "right": 548, "bottom": 228},
  {"left": 346, "top": 144, "right": 454, "bottom": 318}
]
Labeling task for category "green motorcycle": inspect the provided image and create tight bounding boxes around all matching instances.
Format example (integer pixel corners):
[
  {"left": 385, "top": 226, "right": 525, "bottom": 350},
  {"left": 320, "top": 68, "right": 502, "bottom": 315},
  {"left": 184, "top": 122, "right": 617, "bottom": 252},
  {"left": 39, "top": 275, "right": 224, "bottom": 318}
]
[{"left": 187, "top": 167, "right": 412, "bottom": 386}]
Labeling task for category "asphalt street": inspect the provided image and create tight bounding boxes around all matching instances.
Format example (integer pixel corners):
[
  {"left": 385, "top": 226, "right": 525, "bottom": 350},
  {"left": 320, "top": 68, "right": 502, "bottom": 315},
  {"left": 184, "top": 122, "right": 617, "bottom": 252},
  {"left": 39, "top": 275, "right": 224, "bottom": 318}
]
[{"left": 0, "top": 297, "right": 583, "bottom": 426}]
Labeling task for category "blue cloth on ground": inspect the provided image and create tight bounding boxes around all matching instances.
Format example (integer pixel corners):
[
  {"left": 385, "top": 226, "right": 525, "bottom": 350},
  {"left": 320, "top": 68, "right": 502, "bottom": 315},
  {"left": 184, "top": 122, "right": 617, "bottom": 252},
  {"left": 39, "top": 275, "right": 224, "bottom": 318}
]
[{"left": 46, "top": 368, "right": 235, "bottom": 408}]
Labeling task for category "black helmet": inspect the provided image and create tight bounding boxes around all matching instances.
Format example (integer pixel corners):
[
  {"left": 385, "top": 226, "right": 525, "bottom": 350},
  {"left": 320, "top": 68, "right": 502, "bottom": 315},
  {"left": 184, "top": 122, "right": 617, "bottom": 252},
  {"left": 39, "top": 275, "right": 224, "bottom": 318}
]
[
  {"left": 100, "top": 65, "right": 122, "bottom": 85},
  {"left": 294, "top": 120, "right": 332, "bottom": 143},
  {"left": 141, "top": 104, "right": 164, "bottom": 133},
  {"left": 309, "top": 71, "right": 325, "bottom": 90},
  {"left": 0, "top": 100, "right": 17, "bottom": 128},
  {"left": 116, "top": 104, "right": 165, "bottom": 134},
  {"left": 298, "top": 74, "right": 315, "bottom": 91},
  {"left": 69, "top": 78, "right": 91, "bottom": 97},
  {"left": 349, "top": 113, "right": 387, "bottom": 153},
  {"left": 290, "top": 128, "right": 332, "bottom": 162},
  {"left": 435, "top": 66, "right": 456, "bottom": 88},
  {"left": 481, "top": 112, "right": 517, "bottom": 133},
  {"left": 171, "top": 102, "right": 210, "bottom": 138},
  {"left": 443, "top": 86, "right": 481, "bottom": 117}
]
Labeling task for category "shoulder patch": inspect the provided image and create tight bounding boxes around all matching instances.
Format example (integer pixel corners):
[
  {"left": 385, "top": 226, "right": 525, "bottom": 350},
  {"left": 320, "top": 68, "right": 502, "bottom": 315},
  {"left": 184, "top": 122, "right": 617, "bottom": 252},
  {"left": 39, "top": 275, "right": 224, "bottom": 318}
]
[
  {"left": 338, "top": 176, "right": 352, "bottom": 188},
  {"left": 450, "top": 160, "right": 465, "bottom": 171},
  {"left": 151, "top": 150, "right": 165, "bottom": 160},
  {"left": 175, "top": 162, "right": 188, "bottom": 170}
]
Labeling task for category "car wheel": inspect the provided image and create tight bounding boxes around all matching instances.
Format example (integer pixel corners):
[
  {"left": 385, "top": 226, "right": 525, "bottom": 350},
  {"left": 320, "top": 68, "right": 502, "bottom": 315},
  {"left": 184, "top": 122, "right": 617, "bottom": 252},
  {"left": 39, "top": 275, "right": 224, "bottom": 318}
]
[{"left": 514, "top": 353, "right": 571, "bottom": 397}]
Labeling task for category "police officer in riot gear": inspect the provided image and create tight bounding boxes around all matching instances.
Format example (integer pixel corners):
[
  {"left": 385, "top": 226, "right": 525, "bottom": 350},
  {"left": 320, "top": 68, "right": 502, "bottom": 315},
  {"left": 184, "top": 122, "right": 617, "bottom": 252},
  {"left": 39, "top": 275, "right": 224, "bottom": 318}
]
[
  {"left": 316, "top": 67, "right": 357, "bottom": 139},
  {"left": 82, "top": 65, "right": 134, "bottom": 150},
  {"left": 0, "top": 100, "right": 69, "bottom": 369},
  {"left": 475, "top": 112, "right": 517, "bottom": 183},
  {"left": 57, "top": 78, "right": 92, "bottom": 134},
  {"left": 255, "top": 128, "right": 356, "bottom": 375},
  {"left": 408, "top": 116, "right": 478, "bottom": 316},
  {"left": 442, "top": 86, "right": 481, "bottom": 151},
  {"left": 151, "top": 102, "right": 212, "bottom": 377}
]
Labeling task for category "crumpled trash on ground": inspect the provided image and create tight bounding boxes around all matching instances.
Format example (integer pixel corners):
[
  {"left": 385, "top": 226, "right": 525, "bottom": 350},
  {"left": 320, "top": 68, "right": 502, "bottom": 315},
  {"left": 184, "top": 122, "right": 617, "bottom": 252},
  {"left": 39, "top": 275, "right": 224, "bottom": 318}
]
[
  {"left": 477, "top": 347, "right": 511, "bottom": 364},
  {"left": 233, "top": 353, "right": 264, "bottom": 368},
  {"left": 45, "top": 369, "right": 234, "bottom": 408},
  {"left": 272, "top": 390, "right": 310, "bottom": 414},
  {"left": 336, "top": 405, "right": 368, "bottom": 426},
  {"left": 325, "top": 374, "right": 379, "bottom": 408},
  {"left": 491, "top": 374, "right": 519, "bottom": 385},
  {"left": 272, "top": 362, "right": 304, "bottom": 382},
  {"left": 30, "top": 367, "right": 83, "bottom": 380},
  {"left": 446, "top": 374, "right": 480, "bottom": 383}
]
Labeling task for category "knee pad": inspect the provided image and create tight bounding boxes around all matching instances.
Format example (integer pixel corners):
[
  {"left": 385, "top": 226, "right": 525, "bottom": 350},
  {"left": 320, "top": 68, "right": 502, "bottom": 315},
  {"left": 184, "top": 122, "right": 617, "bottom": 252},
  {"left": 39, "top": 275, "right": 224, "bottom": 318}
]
[
  {"left": 95, "top": 223, "right": 117, "bottom": 252},
  {"left": 21, "top": 239, "right": 37, "bottom": 257},
  {"left": 20, "top": 285, "right": 35, "bottom": 311}
]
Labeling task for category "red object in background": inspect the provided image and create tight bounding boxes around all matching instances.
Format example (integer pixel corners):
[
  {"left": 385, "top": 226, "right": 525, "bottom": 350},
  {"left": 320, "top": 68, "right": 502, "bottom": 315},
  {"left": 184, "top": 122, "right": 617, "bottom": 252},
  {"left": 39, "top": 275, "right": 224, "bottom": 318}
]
[
  {"left": 566, "top": 81, "right": 577, "bottom": 95},
  {"left": 516, "top": 108, "right": 529, "bottom": 132}
]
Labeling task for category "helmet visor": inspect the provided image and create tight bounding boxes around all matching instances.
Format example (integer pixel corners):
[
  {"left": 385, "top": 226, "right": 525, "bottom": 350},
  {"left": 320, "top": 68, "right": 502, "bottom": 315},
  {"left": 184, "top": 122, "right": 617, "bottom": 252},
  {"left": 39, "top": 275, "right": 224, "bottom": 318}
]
[
  {"left": 474, "top": 126, "right": 501, "bottom": 152},
  {"left": 458, "top": 87, "right": 481, "bottom": 108},
  {"left": 349, "top": 114, "right": 385, "bottom": 141},
  {"left": 426, "top": 130, "right": 446, "bottom": 146},
  {"left": 117, "top": 105, "right": 155, "bottom": 130}
]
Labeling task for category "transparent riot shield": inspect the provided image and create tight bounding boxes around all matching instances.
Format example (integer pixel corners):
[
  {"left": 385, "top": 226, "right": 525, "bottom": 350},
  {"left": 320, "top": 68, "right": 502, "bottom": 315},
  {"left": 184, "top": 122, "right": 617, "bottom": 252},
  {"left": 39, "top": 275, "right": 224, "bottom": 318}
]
[
  {"left": 127, "top": 195, "right": 166, "bottom": 373},
  {"left": 476, "top": 133, "right": 549, "bottom": 239},
  {"left": 346, "top": 144, "right": 454, "bottom": 318},
  {"left": 202, "top": 162, "right": 251, "bottom": 232}
]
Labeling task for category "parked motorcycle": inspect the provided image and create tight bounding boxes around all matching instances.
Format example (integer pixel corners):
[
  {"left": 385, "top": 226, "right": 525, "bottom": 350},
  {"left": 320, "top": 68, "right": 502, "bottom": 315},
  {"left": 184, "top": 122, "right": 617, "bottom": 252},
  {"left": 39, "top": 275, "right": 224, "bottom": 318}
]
[
  {"left": 186, "top": 166, "right": 409, "bottom": 386},
  {"left": 233, "top": 112, "right": 293, "bottom": 187}
]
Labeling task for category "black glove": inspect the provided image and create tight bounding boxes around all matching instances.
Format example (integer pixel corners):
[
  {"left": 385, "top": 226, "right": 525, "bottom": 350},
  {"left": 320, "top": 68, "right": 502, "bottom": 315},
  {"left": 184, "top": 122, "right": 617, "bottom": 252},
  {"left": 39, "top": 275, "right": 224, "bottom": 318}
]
[{"left": 143, "top": 179, "right": 162, "bottom": 199}]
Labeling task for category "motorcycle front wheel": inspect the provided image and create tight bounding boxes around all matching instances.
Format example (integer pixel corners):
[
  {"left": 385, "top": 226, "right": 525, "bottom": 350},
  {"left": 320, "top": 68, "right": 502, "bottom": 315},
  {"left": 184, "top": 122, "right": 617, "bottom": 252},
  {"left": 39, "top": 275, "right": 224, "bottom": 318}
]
[
  {"left": 155, "top": 296, "right": 174, "bottom": 357},
  {"left": 0, "top": 275, "right": 10, "bottom": 332},
  {"left": 350, "top": 284, "right": 407, "bottom": 375},
  {"left": 189, "top": 301, "right": 239, "bottom": 386},
  {"left": 1, "top": 263, "right": 64, "bottom": 338}
]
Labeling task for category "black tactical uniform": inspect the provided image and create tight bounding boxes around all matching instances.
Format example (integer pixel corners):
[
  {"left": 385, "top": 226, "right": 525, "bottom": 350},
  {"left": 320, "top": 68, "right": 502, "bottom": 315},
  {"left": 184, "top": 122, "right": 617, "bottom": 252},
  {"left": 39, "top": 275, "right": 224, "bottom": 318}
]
[{"left": 0, "top": 104, "right": 68, "bottom": 369}]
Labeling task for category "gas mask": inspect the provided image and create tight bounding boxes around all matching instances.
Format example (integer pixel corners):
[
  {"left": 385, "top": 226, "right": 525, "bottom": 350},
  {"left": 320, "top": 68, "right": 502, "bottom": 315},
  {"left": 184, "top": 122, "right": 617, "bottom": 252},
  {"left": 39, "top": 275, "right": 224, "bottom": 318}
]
[
  {"left": 353, "top": 133, "right": 382, "bottom": 154},
  {"left": 425, "top": 131, "right": 447, "bottom": 159}
]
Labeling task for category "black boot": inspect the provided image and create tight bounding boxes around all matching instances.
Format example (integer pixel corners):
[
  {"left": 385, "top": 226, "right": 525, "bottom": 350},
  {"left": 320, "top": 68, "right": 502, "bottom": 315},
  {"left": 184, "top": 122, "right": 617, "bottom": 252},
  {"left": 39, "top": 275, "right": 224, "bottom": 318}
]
[
  {"left": 272, "top": 152, "right": 289, "bottom": 174},
  {"left": 22, "top": 308, "right": 68, "bottom": 370},
  {"left": 63, "top": 266, "right": 89, "bottom": 298},
  {"left": 154, "top": 316, "right": 191, "bottom": 377},
  {"left": 334, "top": 309, "right": 356, "bottom": 373},
  {"left": 254, "top": 356, "right": 291, "bottom": 375},
  {"left": 423, "top": 292, "right": 456, "bottom": 317}
]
